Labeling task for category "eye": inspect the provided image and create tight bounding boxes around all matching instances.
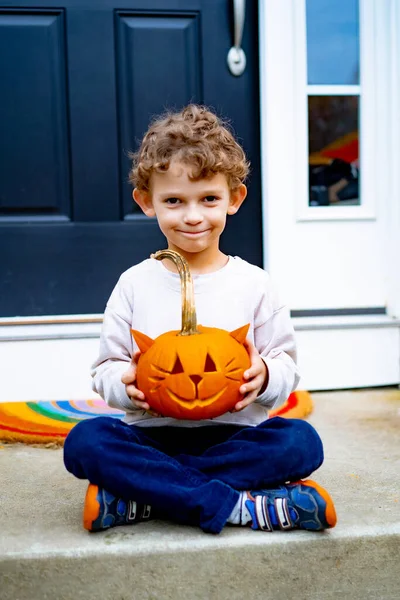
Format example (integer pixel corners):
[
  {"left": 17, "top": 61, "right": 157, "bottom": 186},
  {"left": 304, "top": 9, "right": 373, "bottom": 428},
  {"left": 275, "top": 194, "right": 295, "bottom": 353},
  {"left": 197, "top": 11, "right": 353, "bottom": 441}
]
[
  {"left": 203, "top": 195, "right": 218, "bottom": 203},
  {"left": 164, "top": 197, "right": 181, "bottom": 205},
  {"left": 204, "top": 353, "right": 217, "bottom": 372},
  {"left": 171, "top": 355, "right": 184, "bottom": 374}
]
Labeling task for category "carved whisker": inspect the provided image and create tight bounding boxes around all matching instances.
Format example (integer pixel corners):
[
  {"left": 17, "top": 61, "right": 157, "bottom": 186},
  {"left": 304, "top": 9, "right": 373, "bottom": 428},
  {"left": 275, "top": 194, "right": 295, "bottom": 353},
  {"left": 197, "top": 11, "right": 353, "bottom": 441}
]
[
  {"left": 151, "top": 364, "right": 172, "bottom": 375},
  {"left": 225, "top": 374, "right": 242, "bottom": 381},
  {"left": 150, "top": 385, "right": 162, "bottom": 393},
  {"left": 225, "top": 357, "right": 236, "bottom": 368},
  {"left": 226, "top": 367, "right": 243, "bottom": 377}
]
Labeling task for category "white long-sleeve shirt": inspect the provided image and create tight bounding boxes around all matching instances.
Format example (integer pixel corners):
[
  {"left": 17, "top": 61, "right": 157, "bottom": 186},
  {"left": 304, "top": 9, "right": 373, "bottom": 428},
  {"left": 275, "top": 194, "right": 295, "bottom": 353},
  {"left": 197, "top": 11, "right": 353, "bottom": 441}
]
[{"left": 91, "top": 256, "right": 300, "bottom": 427}]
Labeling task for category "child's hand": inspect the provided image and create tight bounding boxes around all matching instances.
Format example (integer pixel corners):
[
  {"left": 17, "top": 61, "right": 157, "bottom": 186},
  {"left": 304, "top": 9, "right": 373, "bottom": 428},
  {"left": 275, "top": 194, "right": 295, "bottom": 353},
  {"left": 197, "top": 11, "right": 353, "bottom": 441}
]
[
  {"left": 121, "top": 351, "right": 161, "bottom": 417},
  {"left": 232, "top": 339, "right": 269, "bottom": 412}
]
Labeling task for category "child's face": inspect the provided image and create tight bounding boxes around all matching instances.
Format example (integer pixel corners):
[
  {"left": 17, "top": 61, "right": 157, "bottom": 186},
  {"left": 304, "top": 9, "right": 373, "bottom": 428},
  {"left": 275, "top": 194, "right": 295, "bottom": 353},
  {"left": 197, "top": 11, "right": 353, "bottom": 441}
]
[{"left": 133, "top": 161, "right": 246, "bottom": 257}]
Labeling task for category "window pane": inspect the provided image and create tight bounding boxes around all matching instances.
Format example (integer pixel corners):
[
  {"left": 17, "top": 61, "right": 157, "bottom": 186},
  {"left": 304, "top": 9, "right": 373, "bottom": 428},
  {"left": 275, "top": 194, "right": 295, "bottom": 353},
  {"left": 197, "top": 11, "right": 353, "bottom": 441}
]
[
  {"left": 308, "top": 96, "right": 359, "bottom": 206},
  {"left": 306, "top": 0, "right": 359, "bottom": 85}
]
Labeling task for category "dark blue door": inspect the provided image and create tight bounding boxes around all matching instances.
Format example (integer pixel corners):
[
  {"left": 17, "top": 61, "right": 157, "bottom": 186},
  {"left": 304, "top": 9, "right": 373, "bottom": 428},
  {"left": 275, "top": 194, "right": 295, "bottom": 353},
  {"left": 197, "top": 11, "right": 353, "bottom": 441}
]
[{"left": 0, "top": 0, "right": 261, "bottom": 316}]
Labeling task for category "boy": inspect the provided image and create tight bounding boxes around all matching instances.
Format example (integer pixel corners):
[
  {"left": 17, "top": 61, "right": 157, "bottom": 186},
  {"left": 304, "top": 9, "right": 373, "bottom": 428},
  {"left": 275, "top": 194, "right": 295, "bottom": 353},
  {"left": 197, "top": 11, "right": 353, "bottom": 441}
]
[{"left": 64, "top": 105, "right": 337, "bottom": 534}]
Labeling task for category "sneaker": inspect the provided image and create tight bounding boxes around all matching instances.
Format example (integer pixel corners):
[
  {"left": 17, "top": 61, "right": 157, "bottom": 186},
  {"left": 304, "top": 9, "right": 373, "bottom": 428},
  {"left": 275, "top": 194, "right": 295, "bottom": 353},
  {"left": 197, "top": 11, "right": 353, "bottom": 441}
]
[
  {"left": 245, "top": 479, "right": 337, "bottom": 532},
  {"left": 83, "top": 483, "right": 152, "bottom": 532}
]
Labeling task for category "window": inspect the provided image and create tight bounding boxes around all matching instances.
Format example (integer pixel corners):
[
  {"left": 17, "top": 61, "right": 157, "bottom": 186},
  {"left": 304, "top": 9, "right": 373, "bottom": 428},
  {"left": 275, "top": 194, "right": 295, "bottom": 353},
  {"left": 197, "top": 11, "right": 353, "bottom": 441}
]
[{"left": 306, "top": 0, "right": 360, "bottom": 207}]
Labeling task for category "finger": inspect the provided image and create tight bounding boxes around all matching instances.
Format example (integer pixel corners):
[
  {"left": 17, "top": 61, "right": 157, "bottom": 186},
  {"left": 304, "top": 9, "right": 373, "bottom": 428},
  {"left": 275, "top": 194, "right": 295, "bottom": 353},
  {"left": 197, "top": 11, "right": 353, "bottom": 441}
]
[
  {"left": 240, "top": 376, "right": 263, "bottom": 395},
  {"left": 242, "top": 338, "right": 257, "bottom": 357},
  {"left": 243, "top": 365, "right": 260, "bottom": 380},
  {"left": 242, "top": 343, "right": 259, "bottom": 379},
  {"left": 233, "top": 391, "right": 258, "bottom": 412},
  {"left": 245, "top": 360, "right": 267, "bottom": 383},
  {"left": 121, "top": 364, "right": 137, "bottom": 385},
  {"left": 125, "top": 385, "right": 145, "bottom": 401},
  {"left": 132, "top": 350, "right": 141, "bottom": 364},
  {"left": 122, "top": 352, "right": 142, "bottom": 384},
  {"left": 131, "top": 399, "right": 151, "bottom": 411}
]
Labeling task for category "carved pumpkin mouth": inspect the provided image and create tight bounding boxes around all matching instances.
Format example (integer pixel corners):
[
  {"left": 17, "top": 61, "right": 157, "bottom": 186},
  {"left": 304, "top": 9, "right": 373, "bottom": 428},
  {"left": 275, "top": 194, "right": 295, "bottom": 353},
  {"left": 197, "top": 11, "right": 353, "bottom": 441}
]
[{"left": 165, "top": 386, "right": 228, "bottom": 409}]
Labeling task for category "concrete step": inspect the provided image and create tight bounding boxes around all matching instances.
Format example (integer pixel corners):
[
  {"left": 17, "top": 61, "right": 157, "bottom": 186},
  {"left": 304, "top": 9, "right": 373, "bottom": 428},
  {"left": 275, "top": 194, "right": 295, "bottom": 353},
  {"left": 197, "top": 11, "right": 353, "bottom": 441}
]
[{"left": 1, "top": 389, "right": 399, "bottom": 600}]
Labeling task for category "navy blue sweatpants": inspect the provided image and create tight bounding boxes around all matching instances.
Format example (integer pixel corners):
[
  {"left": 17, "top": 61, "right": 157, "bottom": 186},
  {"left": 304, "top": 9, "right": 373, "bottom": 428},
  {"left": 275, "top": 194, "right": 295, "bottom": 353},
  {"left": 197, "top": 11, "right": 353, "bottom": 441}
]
[{"left": 63, "top": 416, "right": 323, "bottom": 534}]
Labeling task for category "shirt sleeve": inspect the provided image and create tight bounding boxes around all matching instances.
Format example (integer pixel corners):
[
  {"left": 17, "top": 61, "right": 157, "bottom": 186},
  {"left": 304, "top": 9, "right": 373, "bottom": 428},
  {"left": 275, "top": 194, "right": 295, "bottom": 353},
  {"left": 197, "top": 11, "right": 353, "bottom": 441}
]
[
  {"left": 253, "top": 278, "right": 300, "bottom": 410},
  {"left": 90, "top": 276, "right": 138, "bottom": 412}
]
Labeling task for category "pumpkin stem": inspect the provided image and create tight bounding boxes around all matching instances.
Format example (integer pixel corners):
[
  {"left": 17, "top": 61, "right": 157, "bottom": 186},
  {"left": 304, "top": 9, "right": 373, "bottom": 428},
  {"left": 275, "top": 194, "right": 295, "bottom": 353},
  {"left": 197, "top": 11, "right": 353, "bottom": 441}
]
[{"left": 151, "top": 250, "right": 200, "bottom": 336}]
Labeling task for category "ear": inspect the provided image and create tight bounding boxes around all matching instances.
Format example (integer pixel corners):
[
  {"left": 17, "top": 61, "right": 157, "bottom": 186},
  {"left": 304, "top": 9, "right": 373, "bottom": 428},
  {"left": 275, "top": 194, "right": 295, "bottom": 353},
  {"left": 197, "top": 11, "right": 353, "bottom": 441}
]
[
  {"left": 229, "top": 323, "right": 250, "bottom": 344},
  {"left": 227, "top": 183, "right": 247, "bottom": 215},
  {"left": 132, "top": 188, "right": 156, "bottom": 217},
  {"left": 131, "top": 329, "right": 155, "bottom": 353}
]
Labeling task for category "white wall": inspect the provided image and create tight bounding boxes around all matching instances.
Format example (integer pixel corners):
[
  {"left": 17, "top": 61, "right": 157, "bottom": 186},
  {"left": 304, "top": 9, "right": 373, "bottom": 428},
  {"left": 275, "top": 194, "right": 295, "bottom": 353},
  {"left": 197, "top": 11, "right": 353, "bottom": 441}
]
[{"left": 1, "top": 317, "right": 398, "bottom": 403}]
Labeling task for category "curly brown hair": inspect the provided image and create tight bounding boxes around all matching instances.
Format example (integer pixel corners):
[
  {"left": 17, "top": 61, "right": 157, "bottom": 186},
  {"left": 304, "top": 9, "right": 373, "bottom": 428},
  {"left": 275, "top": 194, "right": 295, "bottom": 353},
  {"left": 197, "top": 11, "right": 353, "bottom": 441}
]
[{"left": 129, "top": 104, "right": 250, "bottom": 191}]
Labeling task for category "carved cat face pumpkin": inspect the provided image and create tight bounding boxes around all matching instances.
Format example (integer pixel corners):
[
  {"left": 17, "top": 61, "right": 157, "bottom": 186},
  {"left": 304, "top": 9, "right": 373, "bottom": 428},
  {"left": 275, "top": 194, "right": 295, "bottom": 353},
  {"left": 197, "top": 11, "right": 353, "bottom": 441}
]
[
  {"left": 131, "top": 249, "right": 251, "bottom": 420},
  {"left": 132, "top": 324, "right": 251, "bottom": 420}
]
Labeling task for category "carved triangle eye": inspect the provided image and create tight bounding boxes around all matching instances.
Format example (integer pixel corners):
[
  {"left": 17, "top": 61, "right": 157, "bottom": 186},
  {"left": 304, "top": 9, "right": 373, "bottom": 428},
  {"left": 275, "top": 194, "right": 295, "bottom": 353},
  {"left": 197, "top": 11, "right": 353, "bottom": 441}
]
[
  {"left": 204, "top": 353, "right": 217, "bottom": 372},
  {"left": 171, "top": 355, "right": 184, "bottom": 375}
]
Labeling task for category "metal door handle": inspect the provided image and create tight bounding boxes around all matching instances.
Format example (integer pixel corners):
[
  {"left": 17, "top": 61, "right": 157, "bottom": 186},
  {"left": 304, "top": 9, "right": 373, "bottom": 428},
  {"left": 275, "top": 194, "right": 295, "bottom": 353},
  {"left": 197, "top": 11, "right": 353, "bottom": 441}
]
[{"left": 227, "top": 0, "right": 246, "bottom": 76}]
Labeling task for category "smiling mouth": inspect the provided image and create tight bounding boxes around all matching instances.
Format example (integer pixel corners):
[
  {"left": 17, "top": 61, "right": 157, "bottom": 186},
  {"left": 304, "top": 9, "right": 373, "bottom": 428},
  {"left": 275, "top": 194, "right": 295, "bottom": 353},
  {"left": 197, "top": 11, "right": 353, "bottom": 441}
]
[
  {"left": 165, "top": 387, "right": 227, "bottom": 408},
  {"left": 177, "top": 229, "right": 210, "bottom": 235}
]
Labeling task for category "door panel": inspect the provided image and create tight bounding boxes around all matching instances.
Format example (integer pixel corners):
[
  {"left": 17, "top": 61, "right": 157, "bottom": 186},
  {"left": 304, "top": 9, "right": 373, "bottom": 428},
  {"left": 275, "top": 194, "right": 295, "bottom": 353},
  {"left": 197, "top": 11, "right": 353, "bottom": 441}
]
[
  {"left": 4, "top": 222, "right": 165, "bottom": 315},
  {"left": 116, "top": 11, "right": 202, "bottom": 217},
  {"left": 0, "top": 10, "right": 70, "bottom": 217},
  {"left": 67, "top": 5, "right": 120, "bottom": 222},
  {"left": 0, "top": 0, "right": 261, "bottom": 316}
]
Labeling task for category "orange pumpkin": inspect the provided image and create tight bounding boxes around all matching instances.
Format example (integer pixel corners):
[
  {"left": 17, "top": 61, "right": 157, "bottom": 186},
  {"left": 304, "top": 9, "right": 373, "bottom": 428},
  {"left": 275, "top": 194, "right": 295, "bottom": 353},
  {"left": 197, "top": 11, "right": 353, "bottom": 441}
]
[{"left": 131, "top": 249, "right": 251, "bottom": 420}]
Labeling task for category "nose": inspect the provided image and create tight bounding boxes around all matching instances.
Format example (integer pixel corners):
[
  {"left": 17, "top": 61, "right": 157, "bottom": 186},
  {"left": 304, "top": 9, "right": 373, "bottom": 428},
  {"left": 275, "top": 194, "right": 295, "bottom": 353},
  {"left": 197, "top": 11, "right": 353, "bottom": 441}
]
[
  {"left": 183, "top": 204, "right": 203, "bottom": 224},
  {"left": 190, "top": 375, "right": 202, "bottom": 385}
]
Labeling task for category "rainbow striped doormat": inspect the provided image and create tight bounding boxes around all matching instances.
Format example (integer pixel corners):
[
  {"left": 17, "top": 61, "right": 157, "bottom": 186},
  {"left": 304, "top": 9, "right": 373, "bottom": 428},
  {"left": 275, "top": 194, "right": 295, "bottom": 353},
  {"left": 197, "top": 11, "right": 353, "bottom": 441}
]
[{"left": 0, "top": 391, "right": 313, "bottom": 445}]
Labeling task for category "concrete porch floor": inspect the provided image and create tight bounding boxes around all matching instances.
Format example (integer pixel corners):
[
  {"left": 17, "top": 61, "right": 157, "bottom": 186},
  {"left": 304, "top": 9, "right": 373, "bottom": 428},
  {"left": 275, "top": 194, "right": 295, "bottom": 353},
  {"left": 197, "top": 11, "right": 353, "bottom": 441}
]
[{"left": 1, "top": 389, "right": 400, "bottom": 600}]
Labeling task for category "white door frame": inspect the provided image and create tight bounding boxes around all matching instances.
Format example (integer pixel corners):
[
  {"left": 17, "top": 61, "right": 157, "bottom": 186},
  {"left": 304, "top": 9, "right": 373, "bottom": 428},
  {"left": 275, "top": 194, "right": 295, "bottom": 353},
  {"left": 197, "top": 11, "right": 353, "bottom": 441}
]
[{"left": 258, "top": 0, "right": 400, "bottom": 389}]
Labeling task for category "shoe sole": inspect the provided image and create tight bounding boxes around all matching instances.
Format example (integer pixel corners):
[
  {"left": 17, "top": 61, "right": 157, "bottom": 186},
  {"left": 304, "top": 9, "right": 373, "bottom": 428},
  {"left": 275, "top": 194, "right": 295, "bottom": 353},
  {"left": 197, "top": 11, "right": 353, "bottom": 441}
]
[
  {"left": 298, "top": 479, "right": 337, "bottom": 528},
  {"left": 83, "top": 483, "right": 101, "bottom": 531}
]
